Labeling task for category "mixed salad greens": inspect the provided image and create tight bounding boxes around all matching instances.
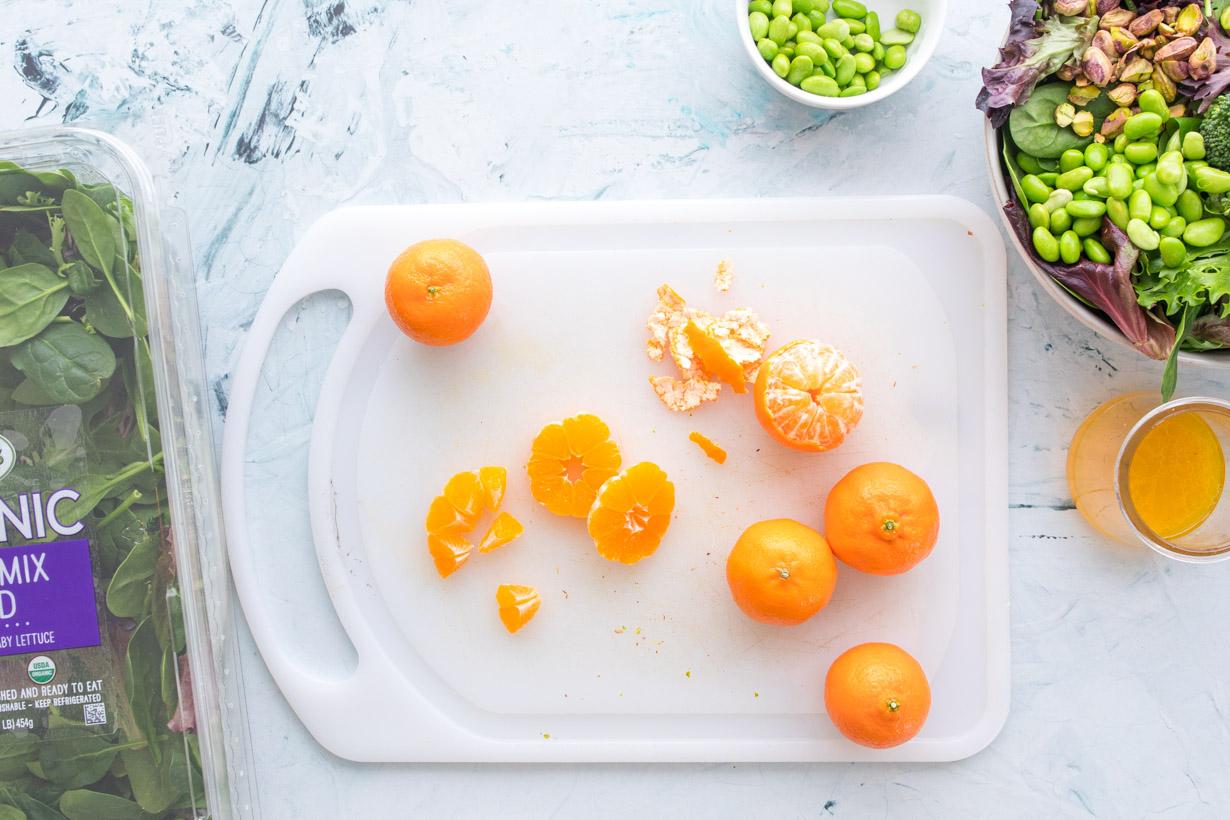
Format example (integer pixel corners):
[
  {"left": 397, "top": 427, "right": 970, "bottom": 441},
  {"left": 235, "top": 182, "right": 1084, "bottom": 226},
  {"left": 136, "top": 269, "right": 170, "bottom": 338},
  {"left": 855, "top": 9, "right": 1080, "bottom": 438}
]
[
  {"left": 980, "top": 0, "right": 1230, "bottom": 397},
  {"left": 0, "top": 161, "right": 205, "bottom": 818}
]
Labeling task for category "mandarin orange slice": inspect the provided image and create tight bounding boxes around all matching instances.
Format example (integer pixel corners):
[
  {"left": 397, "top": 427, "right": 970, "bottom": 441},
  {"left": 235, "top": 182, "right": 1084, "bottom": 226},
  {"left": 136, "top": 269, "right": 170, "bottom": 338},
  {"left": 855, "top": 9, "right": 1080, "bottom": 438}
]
[
  {"left": 684, "top": 320, "right": 747, "bottom": 393},
  {"left": 442, "top": 470, "right": 484, "bottom": 520},
  {"left": 478, "top": 466, "right": 507, "bottom": 513},
  {"left": 428, "top": 533, "right": 475, "bottom": 578},
  {"left": 587, "top": 462, "right": 675, "bottom": 564},
  {"left": 753, "top": 340, "right": 863, "bottom": 453},
  {"left": 527, "top": 414, "right": 622, "bottom": 518},
  {"left": 425, "top": 495, "right": 474, "bottom": 535},
  {"left": 496, "top": 584, "right": 541, "bottom": 633},
  {"left": 479, "top": 512, "right": 525, "bottom": 553},
  {"left": 688, "top": 431, "right": 727, "bottom": 464}
]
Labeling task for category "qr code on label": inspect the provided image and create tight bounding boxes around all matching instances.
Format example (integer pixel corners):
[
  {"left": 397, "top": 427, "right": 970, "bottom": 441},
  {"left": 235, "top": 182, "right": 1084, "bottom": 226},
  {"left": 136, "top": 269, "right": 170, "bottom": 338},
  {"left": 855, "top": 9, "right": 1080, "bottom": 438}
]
[{"left": 83, "top": 703, "right": 107, "bottom": 726}]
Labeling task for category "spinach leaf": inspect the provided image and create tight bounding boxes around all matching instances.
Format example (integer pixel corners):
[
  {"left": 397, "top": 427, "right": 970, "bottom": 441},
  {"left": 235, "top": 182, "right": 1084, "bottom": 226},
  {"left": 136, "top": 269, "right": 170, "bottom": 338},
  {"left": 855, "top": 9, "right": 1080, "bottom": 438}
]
[
  {"left": 57, "top": 789, "right": 155, "bottom": 820},
  {"left": 59, "top": 190, "right": 115, "bottom": 279},
  {"left": 84, "top": 279, "right": 146, "bottom": 339},
  {"left": 8, "top": 232, "right": 58, "bottom": 270},
  {"left": 0, "top": 737, "right": 38, "bottom": 782},
  {"left": 105, "top": 529, "right": 158, "bottom": 619},
  {"left": 10, "top": 324, "right": 116, "bottom": 405},
  {"left": 0, "top": 171, "right": 46, "bottom": 206},
  {"left": 1000, "top": 133, "right": 1028, "bottom": 206},
  {"left": 36, "top": 730, "right": 128, "bottom": 790},
  {"left": 123, "top": 621, "right": 162, "bottom": 751},
  {"left": 0, "top": 804, "right": 27, "bottom": 820},
  {"left": 117, "top": 749, "right": 180, "bottom": 815},
  {"left": 0, "top": 265, "right": 69, "bottom": 347},
  {"left": 1008, "top": 83, "right": 1091, "bottom": 159},
  {"left": 0, "top": 795, "right": 63, "bottom": 820}
]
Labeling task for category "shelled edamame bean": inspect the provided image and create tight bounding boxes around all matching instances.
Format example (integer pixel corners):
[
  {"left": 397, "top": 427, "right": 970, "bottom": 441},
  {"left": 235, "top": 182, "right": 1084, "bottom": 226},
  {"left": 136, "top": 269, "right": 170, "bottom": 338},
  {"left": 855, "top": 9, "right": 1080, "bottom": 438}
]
[
  {"left": 748, "top": 0, "right": 922, "bottom": 97},
  {"left": 1014, "top": 105, "right": 1228, "bottom": 268}
]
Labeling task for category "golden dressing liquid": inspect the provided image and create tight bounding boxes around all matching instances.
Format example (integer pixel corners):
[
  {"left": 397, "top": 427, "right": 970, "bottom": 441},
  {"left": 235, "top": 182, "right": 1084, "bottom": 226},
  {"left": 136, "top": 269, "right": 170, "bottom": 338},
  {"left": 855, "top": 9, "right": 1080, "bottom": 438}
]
[{"left": 1127, "top": 412, "right": 1226, "bottom": 540}]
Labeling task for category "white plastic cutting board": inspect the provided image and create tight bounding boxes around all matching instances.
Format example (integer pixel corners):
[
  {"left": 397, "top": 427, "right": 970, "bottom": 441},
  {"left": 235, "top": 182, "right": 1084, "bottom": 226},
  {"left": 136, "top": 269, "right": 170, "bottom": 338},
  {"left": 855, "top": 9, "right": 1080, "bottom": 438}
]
[{"left": 221, "top": 197, "right": 1009, "bottom": 763}]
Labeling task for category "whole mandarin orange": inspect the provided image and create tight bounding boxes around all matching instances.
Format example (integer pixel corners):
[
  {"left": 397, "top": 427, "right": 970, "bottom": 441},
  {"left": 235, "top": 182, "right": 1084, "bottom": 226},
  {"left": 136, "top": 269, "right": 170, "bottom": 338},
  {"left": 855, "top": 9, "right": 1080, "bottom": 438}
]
[
  {"left": 385, "top": 238, "right": 492, "bottom": 346},
  {"left": 823, "top": 462, "right": 939, "bottom": 575},
  {"left": 824, "top": 642, "right": 931, "bottom": 749},
  {"left": 725, "top": 519, "right": 837, "bottom": 626}
]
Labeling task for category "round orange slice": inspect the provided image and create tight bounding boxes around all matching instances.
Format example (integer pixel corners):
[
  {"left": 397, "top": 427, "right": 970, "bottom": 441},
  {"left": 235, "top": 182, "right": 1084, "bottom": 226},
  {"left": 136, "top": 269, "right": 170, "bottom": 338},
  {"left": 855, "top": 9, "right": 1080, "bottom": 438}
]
[
  {"left": 754, "top": 340, "right": 863, "bottom": 453},
  {"left": 497, "top": 584, "right": 541, "bottom": 633},
  {"left": 527, "top": 414, "right": 622, "bottom": 518},
  {"left": 587, "top": 462, "right": 675, "bottom": 564}
]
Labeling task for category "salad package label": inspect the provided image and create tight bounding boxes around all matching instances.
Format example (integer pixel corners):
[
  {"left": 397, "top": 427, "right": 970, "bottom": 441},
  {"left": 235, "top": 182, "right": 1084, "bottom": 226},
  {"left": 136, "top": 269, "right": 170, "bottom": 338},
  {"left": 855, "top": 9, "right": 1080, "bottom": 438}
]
[{"left": 0, "top": 408, "right": 117, "bottom": 735}]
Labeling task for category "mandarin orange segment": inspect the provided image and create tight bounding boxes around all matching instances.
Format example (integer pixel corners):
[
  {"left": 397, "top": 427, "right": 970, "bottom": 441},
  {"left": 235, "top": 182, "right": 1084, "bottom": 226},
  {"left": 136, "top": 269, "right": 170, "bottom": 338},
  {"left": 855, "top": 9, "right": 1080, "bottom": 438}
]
[
  {"left": 754, "top": 340, "right": 863, "bottom": 453},
  {"left": 527, "top": 414, "right": 622, "bottom": 518},
  {"left": 425, "top": 495, "right": 474, "bottom": 535},
  {"left": 479, "top": 512, "right": 525, "bottom": 553},
  {"left": 587, "top": 462, "right": 675, "bottom": 564},
  {"left": 496, "top": 584, "right": 541, "bottom": 633},
  {"left": 428, "top": 534, "right": 474, "bottom": 578},
  {"left": 478, "top": 466, "right": 507, "bottom": 513},
  {"left": 688, "top": 431, "right": 728, "bottom": 464},
  {"left": 442, "top": 470, "right": 484, "bottom": 520},
  {"left": 684, "top": 320, "right": 747, "bottom": 393}
]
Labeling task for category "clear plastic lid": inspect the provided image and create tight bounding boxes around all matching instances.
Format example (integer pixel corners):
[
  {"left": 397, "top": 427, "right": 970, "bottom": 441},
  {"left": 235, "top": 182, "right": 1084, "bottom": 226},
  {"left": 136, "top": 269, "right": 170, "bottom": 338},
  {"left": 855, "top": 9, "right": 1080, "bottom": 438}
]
[{"left": 0, "top": 128, "right": 256, "bottom": 818}]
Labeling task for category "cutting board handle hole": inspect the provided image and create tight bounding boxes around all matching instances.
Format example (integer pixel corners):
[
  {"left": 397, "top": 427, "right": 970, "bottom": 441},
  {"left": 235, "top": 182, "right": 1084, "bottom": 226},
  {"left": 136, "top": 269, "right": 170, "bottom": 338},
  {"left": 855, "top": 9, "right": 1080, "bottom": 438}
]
[{"left": 239, "top": 289, "right": 358, "bottom": 681}]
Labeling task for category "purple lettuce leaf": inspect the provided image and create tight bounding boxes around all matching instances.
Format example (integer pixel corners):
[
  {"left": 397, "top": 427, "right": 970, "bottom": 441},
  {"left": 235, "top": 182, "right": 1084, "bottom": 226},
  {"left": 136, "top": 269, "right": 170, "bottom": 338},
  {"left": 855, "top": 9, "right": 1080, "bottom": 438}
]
[
  {"left": 976, "top": 2, "right": 1099, "bottom": 128},
  {"left": 1004, "top": 201, "right": 1177, "bottom": 359}
]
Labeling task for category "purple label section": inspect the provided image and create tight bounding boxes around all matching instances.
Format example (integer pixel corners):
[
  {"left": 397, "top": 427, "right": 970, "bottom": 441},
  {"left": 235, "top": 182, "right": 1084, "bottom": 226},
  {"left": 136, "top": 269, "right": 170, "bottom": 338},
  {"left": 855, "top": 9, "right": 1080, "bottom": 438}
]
[{"left": 0, "top": 539, "right": 100, "bottom": 657}]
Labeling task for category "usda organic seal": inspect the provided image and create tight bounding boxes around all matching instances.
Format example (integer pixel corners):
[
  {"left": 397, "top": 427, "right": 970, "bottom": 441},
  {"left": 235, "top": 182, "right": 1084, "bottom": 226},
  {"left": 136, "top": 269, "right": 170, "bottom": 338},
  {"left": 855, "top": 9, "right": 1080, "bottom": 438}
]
[{"left": 27, "top": 655, "right": 55, "bottom": 685}]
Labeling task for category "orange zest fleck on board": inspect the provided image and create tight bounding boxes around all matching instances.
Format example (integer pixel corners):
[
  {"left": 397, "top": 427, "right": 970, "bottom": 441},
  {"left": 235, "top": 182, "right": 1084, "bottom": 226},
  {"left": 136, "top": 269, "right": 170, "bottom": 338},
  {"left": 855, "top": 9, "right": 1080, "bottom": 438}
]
[{"left": 688, "top": 431, "right": 728, "bottom": 464}]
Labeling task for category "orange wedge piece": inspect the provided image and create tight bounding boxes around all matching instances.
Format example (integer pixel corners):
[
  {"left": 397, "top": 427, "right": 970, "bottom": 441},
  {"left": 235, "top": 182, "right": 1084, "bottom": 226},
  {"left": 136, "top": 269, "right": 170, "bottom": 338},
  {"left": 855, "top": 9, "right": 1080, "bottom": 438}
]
[
  {"left": 684, "top": 320, "right": 747, "bottom": 393},
  {"left": 587, "top": 462, "right": 675, "bottom": 564},
  {"left": 479, "top": 512, "right": 525, "bottom": 553},
  {"left": 754, "top": 340, "right": 863, "bottom": 453},
  {"left": 428, "top": 534, "right": 474, "bottom": 578},
  {"left": 425, "top": 495, "right": 474, "bottom": 535},
  {"left": 688, "top": 431, "right": 727, "bottom": 464},
  {"left": 496, "top": 584, "right": 541, "bottom": 633},
  {"left": 479, "top": 466, "right": 507, "bottom": 512},
  {"left": 442, "top": 471, "right": 484, "bottom": 520},
  {"left": 527, "top": 413, "right": 622, "bottom": 518}
]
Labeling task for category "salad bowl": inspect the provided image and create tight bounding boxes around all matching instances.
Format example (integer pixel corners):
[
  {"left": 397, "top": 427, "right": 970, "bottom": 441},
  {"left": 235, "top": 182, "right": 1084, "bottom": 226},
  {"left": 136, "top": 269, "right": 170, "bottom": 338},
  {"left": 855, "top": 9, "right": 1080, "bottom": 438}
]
[{"left": 980, "top": 0, "right": 1230, "bottom": 372}]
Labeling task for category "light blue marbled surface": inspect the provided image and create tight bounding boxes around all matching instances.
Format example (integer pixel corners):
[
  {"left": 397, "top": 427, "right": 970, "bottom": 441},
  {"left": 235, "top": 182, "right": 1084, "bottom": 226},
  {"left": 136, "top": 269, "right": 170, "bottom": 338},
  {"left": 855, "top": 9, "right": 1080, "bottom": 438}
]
[{"left": 4, "top": 0, "right": 1230, "bottom": 816}]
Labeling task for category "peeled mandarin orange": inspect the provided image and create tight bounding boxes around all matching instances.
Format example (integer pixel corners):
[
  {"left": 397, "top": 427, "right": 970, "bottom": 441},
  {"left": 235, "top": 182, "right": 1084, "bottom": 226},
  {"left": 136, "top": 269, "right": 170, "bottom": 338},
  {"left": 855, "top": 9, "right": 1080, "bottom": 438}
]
[
  {"left": 428, "top": 534, "right": 474, "bottom": 578},
  {"left": 385, "top": 238, "right": 493, "bottom": 346},
  {"left": 824, "top": 463, "right": 939, "bottom": 576},
  {"left": 478, "top": 465, "right": 507, "bottom": 513},
  {"left": 754, "top": 340, "right": 863, "bottom": 453},
  {"left": 479, "top": 512, "right": 525, "bottom": 553},
  {"left": 527, "top": 414, "right": 621, "bottom": 518},
  {"left": 496, "top": 584, "right": 541, "bottom": 633},
  {"left": 684, "top": 320, "right": 747, "bottom": 393},
  {"left": 442, "top": 470, "right": 484, "bottom": 521},
  {"left": 587, "top": 462, "right": 675, "bottom": 564},
  {"left": 725, "top": 519, "right": 837, "bottom": 626},
  {"left": 824, "top": 642, "right": 931, "bottom": 749}
]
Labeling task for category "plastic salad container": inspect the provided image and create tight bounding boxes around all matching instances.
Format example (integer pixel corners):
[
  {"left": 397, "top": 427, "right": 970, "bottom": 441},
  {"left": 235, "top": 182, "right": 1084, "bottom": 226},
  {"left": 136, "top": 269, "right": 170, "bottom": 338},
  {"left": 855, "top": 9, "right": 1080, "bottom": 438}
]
[{"left": 0, "top": 128, "right": 255, "bottom": 818}]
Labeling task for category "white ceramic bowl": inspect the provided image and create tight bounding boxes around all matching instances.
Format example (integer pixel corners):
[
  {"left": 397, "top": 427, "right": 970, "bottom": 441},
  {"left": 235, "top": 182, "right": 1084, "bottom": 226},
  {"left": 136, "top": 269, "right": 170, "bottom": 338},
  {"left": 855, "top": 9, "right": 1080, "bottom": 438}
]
[
  {"left": 736, "top": 0, "right": 947, "bottom": 110},
  {"left": 983, "top": 118, "right": 1230, "bottom": 369}
]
